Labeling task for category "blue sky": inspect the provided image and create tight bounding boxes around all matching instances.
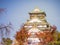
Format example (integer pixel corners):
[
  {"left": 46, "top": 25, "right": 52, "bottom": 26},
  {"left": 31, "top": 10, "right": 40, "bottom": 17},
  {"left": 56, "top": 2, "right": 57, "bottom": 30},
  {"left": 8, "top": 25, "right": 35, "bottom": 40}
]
[{"left": 0, "top": 0, "right": 60, "bottom": 39}]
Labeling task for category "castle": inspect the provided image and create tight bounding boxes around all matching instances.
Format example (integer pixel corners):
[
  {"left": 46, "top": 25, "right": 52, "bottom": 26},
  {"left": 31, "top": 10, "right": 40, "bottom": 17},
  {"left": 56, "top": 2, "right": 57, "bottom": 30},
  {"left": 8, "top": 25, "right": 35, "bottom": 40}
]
[{"left": 13, "top": 8, "right": 57, "bottom": 45}]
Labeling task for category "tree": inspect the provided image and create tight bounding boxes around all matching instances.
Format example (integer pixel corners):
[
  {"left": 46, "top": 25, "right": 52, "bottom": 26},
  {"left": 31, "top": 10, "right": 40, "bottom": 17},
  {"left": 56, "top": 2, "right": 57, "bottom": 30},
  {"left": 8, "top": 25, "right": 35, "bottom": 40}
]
[
  {"left": 0, "top": 23, "right": 13, "bottom": 45},
  {"left": 15, "top": 26, "right": 29, "bottom": 45},
  {"left": 2, "top": 38, "right": 12, "bottom": 45},
  {"left": 57, "top": 32, "right": 60, "bottom": 41}
]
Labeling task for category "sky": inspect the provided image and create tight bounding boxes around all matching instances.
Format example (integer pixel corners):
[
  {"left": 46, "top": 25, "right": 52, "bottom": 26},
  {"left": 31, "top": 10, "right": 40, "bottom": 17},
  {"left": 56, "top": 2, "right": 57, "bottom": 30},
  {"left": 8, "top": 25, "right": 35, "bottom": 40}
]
[{"left": 0, "top": 0, "right": 60, "bottom": 40}]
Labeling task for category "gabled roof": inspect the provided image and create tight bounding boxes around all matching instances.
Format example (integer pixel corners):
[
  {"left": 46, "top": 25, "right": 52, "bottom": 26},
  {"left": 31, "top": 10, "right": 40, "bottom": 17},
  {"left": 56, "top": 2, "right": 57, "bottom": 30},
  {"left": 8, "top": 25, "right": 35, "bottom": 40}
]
[
  {"left": 29, "top": 8, "right": 46, "bottom": 16},
  {"left": 28, "top": 28, "right": 40, "bottom": 33},
  {"left": 30, "top": 8, "right": 44, "bottom": 13},
  {"left": 29, "top": 18, "right": 42, "bottom": 23},
  {"left": 32, "top": 8, "right": 43, "bottom": 13}
]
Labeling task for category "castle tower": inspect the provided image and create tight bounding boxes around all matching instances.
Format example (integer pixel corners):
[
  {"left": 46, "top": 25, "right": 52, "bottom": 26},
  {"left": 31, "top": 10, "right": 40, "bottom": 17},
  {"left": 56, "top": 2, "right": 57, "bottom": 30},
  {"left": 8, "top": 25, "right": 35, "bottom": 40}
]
[
  {"left": 14, "top": 8, "right": 57, "bottom": 45},
  {"left": 23, "top": 8, "right": 51, "bottom": 45},
  {"left": 24, "top": 8, "right": 50, "bottom": 32}
]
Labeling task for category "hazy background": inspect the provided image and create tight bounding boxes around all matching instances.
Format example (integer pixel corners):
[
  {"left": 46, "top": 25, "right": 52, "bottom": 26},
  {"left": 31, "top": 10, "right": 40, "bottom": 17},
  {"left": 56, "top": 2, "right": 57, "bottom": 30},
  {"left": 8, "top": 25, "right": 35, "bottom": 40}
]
[{"left": 0, "top": 0, "right": 60, "bottom": 40}]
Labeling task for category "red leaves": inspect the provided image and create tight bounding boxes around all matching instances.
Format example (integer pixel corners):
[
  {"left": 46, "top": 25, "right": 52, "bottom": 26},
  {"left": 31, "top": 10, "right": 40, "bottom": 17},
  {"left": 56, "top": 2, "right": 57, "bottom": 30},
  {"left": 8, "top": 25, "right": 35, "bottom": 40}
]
[
  {"left": 51, "top": 25, "right": 57, "bottom": 31},
  {"left": 36, "top": 32, "right": 45, "bottom": 39},
  {"left": 50, "top": 25, "right": 57, "bottom": 34},
  {"left": 15, "top": 26, "right": 29, "bottom": 42},
  {"left": 36, "top": 30, "right": 53, "bottom": 43},
  {"left": 15, "top": 25, "right": 57, "bottom": 45}
]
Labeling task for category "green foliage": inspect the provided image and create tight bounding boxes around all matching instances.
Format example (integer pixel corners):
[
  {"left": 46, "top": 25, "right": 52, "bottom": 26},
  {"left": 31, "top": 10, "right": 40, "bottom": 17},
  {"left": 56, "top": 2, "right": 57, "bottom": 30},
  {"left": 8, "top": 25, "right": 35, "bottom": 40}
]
[
  {"left": 47, "top": 31, "right": 60, "bottom": 45},
  {"left": 49, "top": 41, "right": 60, "bottom": 45},
  {"left": 2, "top": 38, "right": 12, "bottom": 45},
  {"left": 57, "top": 32, "right": 60, "bottom": 41},
  {"left": 52, "top": 31, "right": 58, "bottom": 41}
]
